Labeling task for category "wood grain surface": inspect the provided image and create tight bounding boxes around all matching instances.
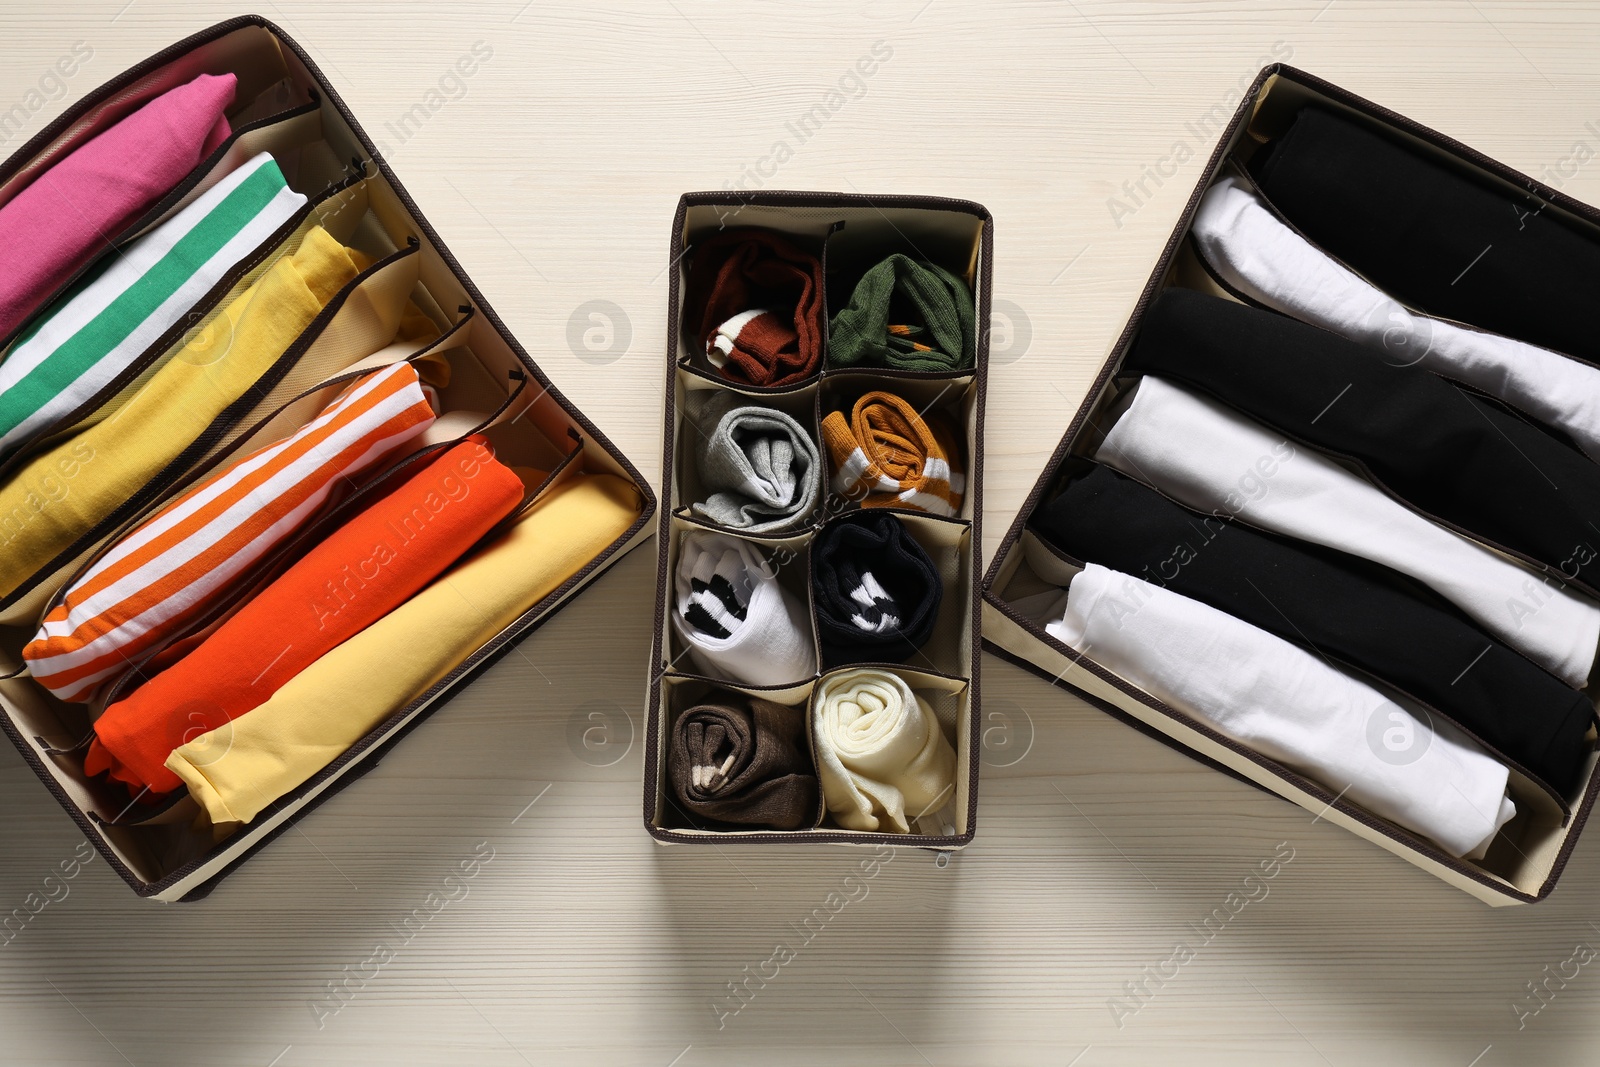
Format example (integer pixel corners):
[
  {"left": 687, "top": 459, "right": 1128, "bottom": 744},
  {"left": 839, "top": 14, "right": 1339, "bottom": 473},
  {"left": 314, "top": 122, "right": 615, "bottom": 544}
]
[{"left": 2, "top": 2, "right": 1600, "bottom": 1064}]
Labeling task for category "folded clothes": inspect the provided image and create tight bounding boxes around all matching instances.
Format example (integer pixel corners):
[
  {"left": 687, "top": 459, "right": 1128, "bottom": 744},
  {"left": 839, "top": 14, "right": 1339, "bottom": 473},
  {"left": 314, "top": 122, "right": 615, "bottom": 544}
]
[
  {"left": 1192, "top": 176, "right": 1600, "bottom": 460},
  {"left": 1124, "top": 288, "right": 1600, "bottom": 590},
  {"left": 812, "top": 668, "right": 956, "bottom": 833},
  {"left": 671, "top": 530, "right": 816, "bottom": 686},
  {"left": 683, "top": 229, "right": 824, "bottom": 387},
  {"left": 1095, "top": 376, "right": 1600, "bottom": 689},
  {"left": 0, "top": 225, "right": 369, "bottom": 602},
  {"left": 669, "top": 693, "right": 820, "bottom": 830},
  {"left": 690, "top": 390, "right": 820, "bottom": 534},
  {"left": 1033, "top": 463, "right": 1595, "bottom": 794},
  {"left": 0, "top": 73, "right": 236, "bottom": 341},
  {"left": 812, "top": 512, "right": 941, "bottom": 667},
  {"left": 166, "top": 472, "right": 644, "bottom": 827},
  {"left": 0, "top": 151, "right": 307, "bottom": 458},
  {"left": 1254, "top": 105, "right": 1600, "bottom": 364},
  {"left": 83, "top": 437, "right": 523, "bottom": 795},
  {"left": 829, "top": 255, "right": 974, "bottom": 372},
  {"left": 822, "top": 390, "right": 964, "bottom": 516},
  {"left": 1046, "top": 563, "right": 1517, "bottom": 859},
  {"left": 24, "top": 361, "right": 436, "bottom": 702}
]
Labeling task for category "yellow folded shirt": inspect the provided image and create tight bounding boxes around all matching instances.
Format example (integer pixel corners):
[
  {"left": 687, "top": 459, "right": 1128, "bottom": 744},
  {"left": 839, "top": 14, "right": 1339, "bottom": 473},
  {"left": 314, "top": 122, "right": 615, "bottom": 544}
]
[
  {"left": 0, "top": 226, "right": 361, "bottom": 598},
  {"left": 166, "top": 471, "right": 643, "bottom": 827}
]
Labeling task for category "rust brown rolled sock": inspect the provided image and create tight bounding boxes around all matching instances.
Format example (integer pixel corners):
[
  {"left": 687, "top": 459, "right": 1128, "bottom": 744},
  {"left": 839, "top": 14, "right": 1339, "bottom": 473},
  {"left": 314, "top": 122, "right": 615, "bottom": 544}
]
[
  {"left": 669, "top": 694, "right": 819, "bottom": 830},
  {"left": 683, "top": 228, "right": 824, "bottom": 387}
]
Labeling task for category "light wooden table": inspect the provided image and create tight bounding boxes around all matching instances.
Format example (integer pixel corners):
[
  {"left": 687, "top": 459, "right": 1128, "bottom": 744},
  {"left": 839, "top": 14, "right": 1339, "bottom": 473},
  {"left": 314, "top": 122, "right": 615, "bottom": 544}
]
[{"left": 4, "top": 2, "right": 1600, "bottom": 1063}]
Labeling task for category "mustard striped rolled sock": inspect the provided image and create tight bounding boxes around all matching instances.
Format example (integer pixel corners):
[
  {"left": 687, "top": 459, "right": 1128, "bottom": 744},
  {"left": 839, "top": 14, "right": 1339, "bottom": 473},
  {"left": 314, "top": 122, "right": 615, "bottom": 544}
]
[{"left": 821, "top": 391, "right": 964, "bottom": 516}]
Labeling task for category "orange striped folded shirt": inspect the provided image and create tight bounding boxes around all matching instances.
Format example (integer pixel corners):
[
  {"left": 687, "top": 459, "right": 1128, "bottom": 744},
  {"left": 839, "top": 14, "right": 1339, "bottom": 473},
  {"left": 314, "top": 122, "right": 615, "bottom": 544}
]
[
  {"left": 821, "top": 391, "right": 965, "bottom": 517},
  {"left": 23, "top": 362, "right": 436, "bottom": 702}
]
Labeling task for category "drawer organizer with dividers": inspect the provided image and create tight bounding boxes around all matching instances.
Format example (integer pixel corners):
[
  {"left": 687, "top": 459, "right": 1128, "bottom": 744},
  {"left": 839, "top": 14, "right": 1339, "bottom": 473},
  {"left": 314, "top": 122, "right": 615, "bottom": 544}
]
[
  {"left": 645, "top": 191, "right": 991, "bottom": 848},
  {"left": 0, "top": 16, "right": 654, "bottom": 901}
]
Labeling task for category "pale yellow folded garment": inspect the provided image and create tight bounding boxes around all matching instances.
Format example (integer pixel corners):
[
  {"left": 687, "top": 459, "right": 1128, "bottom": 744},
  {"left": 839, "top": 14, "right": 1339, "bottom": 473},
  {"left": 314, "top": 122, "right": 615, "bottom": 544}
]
[
  {"left": 0, "top": 226, "right": 363, "bottom": 598},
  {"left": 166, "top": 471, "right": 643, "bottom": 827}
]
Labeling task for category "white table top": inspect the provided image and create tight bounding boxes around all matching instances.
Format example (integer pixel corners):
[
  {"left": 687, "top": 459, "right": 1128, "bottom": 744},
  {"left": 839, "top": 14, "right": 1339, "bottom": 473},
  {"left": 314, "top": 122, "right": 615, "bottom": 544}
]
[{"left": 3, "top": 2, "right": 1599, "bottom": 1063}]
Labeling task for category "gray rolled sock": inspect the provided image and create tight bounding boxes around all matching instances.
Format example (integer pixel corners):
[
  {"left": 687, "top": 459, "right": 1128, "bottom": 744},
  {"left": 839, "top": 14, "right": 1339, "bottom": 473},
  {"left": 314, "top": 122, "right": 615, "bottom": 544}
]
[{"left": 691, "top": 390, "right": 821, "bottom": 534}]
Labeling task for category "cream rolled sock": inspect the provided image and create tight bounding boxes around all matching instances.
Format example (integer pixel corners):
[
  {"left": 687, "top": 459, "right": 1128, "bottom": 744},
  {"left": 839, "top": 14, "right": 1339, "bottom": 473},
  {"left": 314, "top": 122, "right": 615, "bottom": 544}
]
[
  {"left": 1048, "top": 563, "right": 1516, "bottom": 858},
  {"left": 1193, "top": 176, "right": 1600, "bottom": 460},
  {"left": 1095, "top": 376, "right": 1600, "bottom": 687},
  {"left": 812, "top": 668, "right": 956, "bottom": 833},
  {"left": 672, "top": 531, "right": 816, "bottom": 685}
]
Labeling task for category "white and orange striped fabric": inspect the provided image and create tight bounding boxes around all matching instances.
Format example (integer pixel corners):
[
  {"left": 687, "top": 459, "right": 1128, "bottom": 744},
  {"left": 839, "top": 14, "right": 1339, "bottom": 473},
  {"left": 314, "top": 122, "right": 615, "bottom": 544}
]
[{"left": 23, "top": 361, "right": 436, "bottom": 702}]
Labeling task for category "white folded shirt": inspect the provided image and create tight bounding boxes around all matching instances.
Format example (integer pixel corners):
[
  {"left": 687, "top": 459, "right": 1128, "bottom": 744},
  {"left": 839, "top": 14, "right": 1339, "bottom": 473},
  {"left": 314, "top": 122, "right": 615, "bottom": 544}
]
[
  {"left": 1192, "top": 175, "right": 1600, "bottom": 460},
  {"left": 1047, "top": 563, "right": 1517, "bottom": 859},
  {"left": 672, "top": 531, "right": 816, "bottom": 686},
  {"left": 1095, "top": 376, "right": 1600, "bottom": 688}
]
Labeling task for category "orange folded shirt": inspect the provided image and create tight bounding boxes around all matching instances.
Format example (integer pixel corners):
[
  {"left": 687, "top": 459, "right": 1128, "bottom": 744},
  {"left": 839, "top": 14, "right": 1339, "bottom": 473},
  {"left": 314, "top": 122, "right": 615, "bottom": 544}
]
[{"left": 85, "top": 436, "right": 525, "bottom": 795}]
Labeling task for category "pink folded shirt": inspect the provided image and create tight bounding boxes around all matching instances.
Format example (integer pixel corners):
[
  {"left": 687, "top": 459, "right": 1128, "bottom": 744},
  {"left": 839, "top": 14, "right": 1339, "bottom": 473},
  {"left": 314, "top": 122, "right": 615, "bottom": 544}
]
[{"left": 0, "top": 72, "right": 236, "bottom": 340}]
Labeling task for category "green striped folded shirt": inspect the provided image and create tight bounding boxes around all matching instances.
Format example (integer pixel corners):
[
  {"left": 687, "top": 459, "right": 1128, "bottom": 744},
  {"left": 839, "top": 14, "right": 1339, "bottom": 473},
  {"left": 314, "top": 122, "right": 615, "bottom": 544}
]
[{"left": 0, "top": 151, "right": 307, "bottom": 456}]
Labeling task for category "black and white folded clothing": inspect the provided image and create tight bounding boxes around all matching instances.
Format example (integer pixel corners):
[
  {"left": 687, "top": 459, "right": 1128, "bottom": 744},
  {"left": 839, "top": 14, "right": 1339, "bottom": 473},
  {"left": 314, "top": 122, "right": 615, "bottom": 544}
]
[
  {"left": 1095, "top": 376, "right": 1600, "bottom": 688},
  {"left": 1254, "top": 105, "right": 1600, "bottom": 364},
  {"left": 1125, "top": 288, "right": 1600, "bottom": 591},
  {"left": 668, "top": 694, "right": 820, "bottom": 830},
  {"left": 812, "top": 668, "right": 957, "bottom": 833},
  {"left": 1033, "top": 463, "right": 1594, "bottom": 794},
  {"left": 689, "top": 390, "right": 821, "bottom": 534},
  {"left": 672, "top": 531, "right": 816, "bottom": 686},
  {"left": 1045, "top": 563, "right": 1517, "bottom": 859},
  {"left": 1192, "top": 176, "right": 1600, "bottom": 460},
  {"left": 812, "top": 512, "right": 942, "bottom": 667}
]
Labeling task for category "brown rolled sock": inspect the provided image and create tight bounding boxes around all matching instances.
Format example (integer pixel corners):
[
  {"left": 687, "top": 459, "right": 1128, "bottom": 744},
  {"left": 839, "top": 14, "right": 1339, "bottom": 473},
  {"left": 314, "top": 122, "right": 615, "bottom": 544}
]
[
  {"left": 669, "top": 694, "right": 820, "bottom": 830},
  {"left": 684, "top": 229, "right": 824, "bottom": 387}
]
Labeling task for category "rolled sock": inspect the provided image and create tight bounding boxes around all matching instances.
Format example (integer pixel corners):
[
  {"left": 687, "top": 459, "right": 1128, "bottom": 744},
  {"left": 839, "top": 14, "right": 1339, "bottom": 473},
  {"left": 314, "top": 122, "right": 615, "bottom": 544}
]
[
  {"left": 0, "top": 72, "right": 237, "bottom": 340},
  {"left": 811, "top": 512, "right": 942, "bottom": 668},
  {"left": 0, "top": 225, "right": 366, "bottom": 602},
  {"left": 812, "top": 668, "right": 957, "bottom": 833},
  {"left": 1047, "top": 563, "right": 1517, "bottom": 858},
  {"left": 822, "top": 391, "right": 965, "bottom": 517},
  {"left": 1033, "top": 463, "right": 1595, "bottom": 794},
  {"left": 1124, "top": 288, "right": 1600, "bottom": 588},
  {"left": 1254, "top": 105, "right": 1600, "bottom": 364},
  {"left": 1192, "top": 176, "right": 1600, "bottom": 460},
  {"left": 683, "top": 229, "right": 824, "bottom": 386},
  {"left": 668, "top": 694, "right": 820, "bottom": 830},
  {"left": 165, "top": 473, "right": 644, "bottom": 827},
  {"left": 690, "top": 390, "right": 821, "bottom": 534},
  {"left": 672, "top": 531, "right": 816, "bottom": 686},
  {"left": 1095, "top": 376, "right": 1600, "bottom": 688},
  {"left": 0, "top": 152, "right": 307, "bottom": 457},
  {"left": 24, "top": 361, "right": 436, "bottom": 702},
  {"left": 828, "top": 255, "right": 975, "bottom": 372},
  {"left": 83, "top": 437, "right": 523, "bottom": 795}
]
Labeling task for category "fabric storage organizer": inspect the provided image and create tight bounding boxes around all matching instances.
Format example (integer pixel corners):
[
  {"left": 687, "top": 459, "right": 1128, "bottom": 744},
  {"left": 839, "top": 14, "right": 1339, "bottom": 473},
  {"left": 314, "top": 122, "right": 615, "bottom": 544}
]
[
  {"left": 0, "top": 16, "right": 655, "bottom": 901},
  {"left": 983, "top": 64, "right": 1600, "bottom": 906},
  {"left": 645, "top": 192, "right": 991, "bottom": 847}
]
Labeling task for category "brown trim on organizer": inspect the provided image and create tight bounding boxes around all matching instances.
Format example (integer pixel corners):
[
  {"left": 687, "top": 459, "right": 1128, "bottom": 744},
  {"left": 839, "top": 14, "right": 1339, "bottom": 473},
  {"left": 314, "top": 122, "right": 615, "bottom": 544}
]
[
  {"left": 0, "top": 16, "right": 657, "bottom": 898},
  {"left": 979, "top": 62, "right": 1600, "bottom": 903},
  {"left": 645, "top": 189, "right": 990, "bottom": 848}
]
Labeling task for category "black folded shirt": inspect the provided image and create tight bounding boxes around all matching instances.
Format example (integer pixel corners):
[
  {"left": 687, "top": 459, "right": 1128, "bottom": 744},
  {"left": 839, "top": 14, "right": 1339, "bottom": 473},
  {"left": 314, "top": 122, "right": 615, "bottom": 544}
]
[
  {"left": 1124, "top": 288, "right": 1600, "bottom": 593},
  {"left": 1032, "top": 462, "right": 1594, "bottom": 796},
  {"left": 1254, "top": 104, "right": 1600, "bottom": 365}
]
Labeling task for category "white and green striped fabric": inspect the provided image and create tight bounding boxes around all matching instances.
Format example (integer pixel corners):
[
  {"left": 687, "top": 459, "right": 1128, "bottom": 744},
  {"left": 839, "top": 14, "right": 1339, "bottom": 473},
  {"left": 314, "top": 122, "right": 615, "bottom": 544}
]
[{"left": 0, "top": 151, "right": 307, "bottom": 455}]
